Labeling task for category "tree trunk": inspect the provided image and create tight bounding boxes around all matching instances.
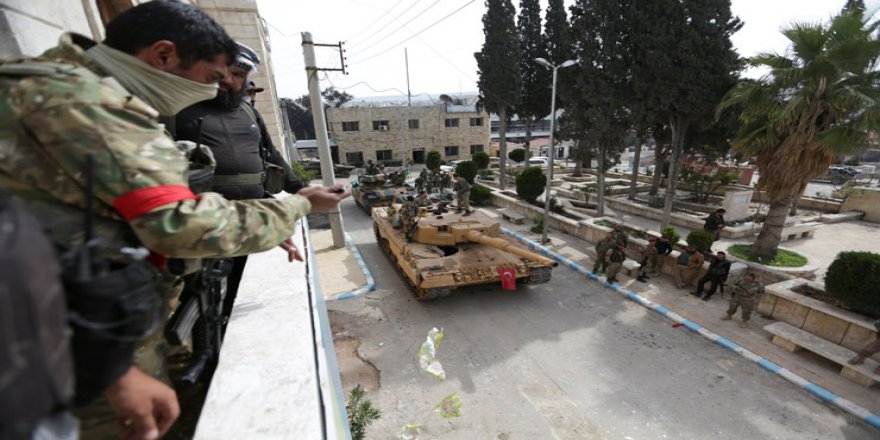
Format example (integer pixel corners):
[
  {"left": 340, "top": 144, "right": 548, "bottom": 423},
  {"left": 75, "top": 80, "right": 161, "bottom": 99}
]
[
  {"left": 753, "top": 195, "right": 792, "bottom": 259},
  {"left": 573, "top": 139, "right": 583, "bottom": 176},
  {"left": 499, "top": 107, "right": 509, "bottom": 191},
  {"left": 650, "top": 145, "right": 667, "bottom": 196},
  {"left": 597, "top": 144, "right": 606, "bottom": 217},
  {"left": 661, "top": 117, "right": 687, "bottom": 230},
  {"left": 628, "top": 139, "right": 643, "bottom": 200},
  {"left": 524, "top": 117, "right": 532, "bottom": 157}
]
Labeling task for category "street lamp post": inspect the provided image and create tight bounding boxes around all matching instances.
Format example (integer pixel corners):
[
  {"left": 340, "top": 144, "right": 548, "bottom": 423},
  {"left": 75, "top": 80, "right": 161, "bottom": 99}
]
[{"left": 534, "top": 57, "right": 577, "bottom": 244}]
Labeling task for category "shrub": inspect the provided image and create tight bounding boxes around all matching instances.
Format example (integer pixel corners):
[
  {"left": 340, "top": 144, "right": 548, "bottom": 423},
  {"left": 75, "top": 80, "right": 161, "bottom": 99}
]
[
  {"left": 686, "top": 230, "right": 715, "bottom": 253},
  {"left": 472, "top": 151, "right": 490, "bottom": 169},
  {"left": 661, "top": 226, "right": 680, "bottom": 244},
  {"left": 426, "top": 151, "right": 442, "bottom": 171},
  {"left": 825, "top": 251, "right": 880, "bottom": 316},
  {"left": 454, "top": 160, "right": 478, "bottom": 183},
  {"left": 530, "top": 217, "right": 544, "bottom": 234},
  {"left": 346, "top": 385, "right": 381, "bottom": 440},
  {"left": 515, "top": 167, "right": 546, "bottom": 203},
  {"left": 508, "top": 148, "right": 527, "bottom": 163},
  {"left": 291, "top": 161, "right": 316, "bottom": 184},
  {"left": 549, "top": 197, "right": 565, "bottom": 214},
  {"left": 470, "top": 184, "right": 492, "bottom": 205},
  {"left": 477, "top": 168, "right": 495, "bottom": 179}
]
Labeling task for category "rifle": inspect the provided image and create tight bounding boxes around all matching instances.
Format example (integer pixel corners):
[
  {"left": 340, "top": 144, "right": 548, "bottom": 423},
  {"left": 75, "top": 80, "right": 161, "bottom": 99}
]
[{"left": 164, "top": 258, "right": 232, "bottom": 386}]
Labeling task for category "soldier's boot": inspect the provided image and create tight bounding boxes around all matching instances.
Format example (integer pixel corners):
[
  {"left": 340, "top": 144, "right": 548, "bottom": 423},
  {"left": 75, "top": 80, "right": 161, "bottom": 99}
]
[
  {"left": 738, "top": 319, "right": 749, "bottom": 328},
  {"left": 636, "top": 275, "right": 648, "bottom": 282},
  {"left": 463, "top": 210, "right": 471, "bottom": 217},
  {"left": 848, "top": 355, "right": 866, "bottom": 365},
  {"left": 720, "top": 314, "right": 733, "bottom": 321}
]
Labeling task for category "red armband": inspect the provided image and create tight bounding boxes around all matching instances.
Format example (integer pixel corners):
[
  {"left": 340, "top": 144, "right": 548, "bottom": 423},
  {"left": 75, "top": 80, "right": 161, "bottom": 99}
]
[{"left": 113, "top": 185, "right": 197, "bottom": 221}]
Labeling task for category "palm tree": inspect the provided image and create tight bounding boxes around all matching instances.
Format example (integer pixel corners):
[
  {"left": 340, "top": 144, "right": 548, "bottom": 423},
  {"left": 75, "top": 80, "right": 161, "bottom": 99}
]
[{"left": 718, "top": 10, "right": 880, "bottom": 259}]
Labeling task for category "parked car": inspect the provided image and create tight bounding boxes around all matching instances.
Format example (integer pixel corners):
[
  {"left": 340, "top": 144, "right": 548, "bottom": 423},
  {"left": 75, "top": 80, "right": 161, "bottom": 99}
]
[
  {"left": 440, "top": 160, "right": 462, "bottom": 173},
  {"left": 528, "top": 157, "right": 549, "bottom": 167}
]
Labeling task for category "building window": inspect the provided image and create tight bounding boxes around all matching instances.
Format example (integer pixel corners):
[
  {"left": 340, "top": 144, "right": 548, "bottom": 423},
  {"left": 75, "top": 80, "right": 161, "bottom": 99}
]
[
  {"left": 444, "top": 145, "right": 459, "bottom": 157},
  {"left": 342, "top": 121, "right": 359, "bottom": 132},
  {"left": 376, "top": 149, "right": 393, "bottom": 161},
  {"left": 372, "top": 120, "right": 390, "bottom": 131},
  {"left": 444, "top": 118, "right": 459, "bottom": 128},
  {"left": 345, "top": 151, "right": 364, "bottom": 165},
  {"left": 408, "top": 119, "right": 420, "bottom": 129},
  {"left": 469, "top": 117, "right": 483, "bottom": 127},
  {"left": 470, "top": 144, "right": 484, "bottom": 154}
]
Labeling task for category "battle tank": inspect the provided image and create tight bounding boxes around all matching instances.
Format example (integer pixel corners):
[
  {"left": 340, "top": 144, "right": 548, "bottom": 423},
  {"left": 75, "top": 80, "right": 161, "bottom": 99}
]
[
  {"left": 352, "top": 167, "right": 412, "bottom": 211},
  {"left": 372, "top": 206, "right": 557, "bottom": 300}
]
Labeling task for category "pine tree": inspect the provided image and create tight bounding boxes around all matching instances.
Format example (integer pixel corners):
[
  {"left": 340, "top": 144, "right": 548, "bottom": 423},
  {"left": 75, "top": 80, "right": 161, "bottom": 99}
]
[
  {"left": 629, "top": 0, "right": 741, "bottom": 229},
  {"left": 563, "top": 0, "right": 634, "bottom": 216},
  {"left": 543, "top": 0, "right": 570, "bottom": 66},
  {"left": 515, "top": 0, "right": 550, "bottom": 155},
  {"left": 476, "top": 0, "right": 522, "bottom": 190}
]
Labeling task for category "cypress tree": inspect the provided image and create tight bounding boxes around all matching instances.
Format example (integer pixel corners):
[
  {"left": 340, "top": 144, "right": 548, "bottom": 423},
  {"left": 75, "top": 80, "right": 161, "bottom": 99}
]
[
  {"left": 476, "top": 0, "right": 522, "bottom": 191},
  {"left": 515, "top": 0, "right": 550, "bottom": 155}
]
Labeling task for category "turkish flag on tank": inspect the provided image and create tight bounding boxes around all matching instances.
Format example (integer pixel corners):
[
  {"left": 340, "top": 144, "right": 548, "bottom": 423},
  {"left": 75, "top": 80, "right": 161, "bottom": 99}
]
[{"left": 497, "top": 267, "right": 517, "bottom": 291}]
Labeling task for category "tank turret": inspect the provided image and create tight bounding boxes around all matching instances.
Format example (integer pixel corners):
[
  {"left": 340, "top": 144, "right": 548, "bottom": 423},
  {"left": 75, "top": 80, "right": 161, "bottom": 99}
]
[
  {"left": 372, "top": 207, "right": 557, "bottom": 300},
  {"left": 352, "top": 166, "right": 411, "bottom": 212}
]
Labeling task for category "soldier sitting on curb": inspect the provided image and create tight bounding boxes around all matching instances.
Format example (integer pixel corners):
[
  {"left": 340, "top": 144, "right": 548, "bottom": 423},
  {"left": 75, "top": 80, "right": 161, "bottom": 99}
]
[
  {"left": 636, "top": 237, "right": 658, "bottom": 282},
  {"left": 604, "top": 242, "right": 627, "bottom": 283},
  {"left": 721, "top": 273, "right": 765, "bottom": 328}
]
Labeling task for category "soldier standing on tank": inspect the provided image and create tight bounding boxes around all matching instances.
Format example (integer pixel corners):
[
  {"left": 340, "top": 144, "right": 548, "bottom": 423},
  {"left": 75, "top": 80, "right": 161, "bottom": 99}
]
[
  {"left": 417, "top": 169, "right": 429, "bottom": 193},
  {"left": 721, "top": 273, "right": 765, "bottom": 328},
  {"left": 604, "top": 242, "right": 627, "bottom": 283},
  {"left": 415, "top": 191, "right": 431, "bottom": 209},
  {"left": 400, "top": 196, "right": 418, "bottom": 241},
  {"left": 593, "top": 232, "right": 616, "bottom": 273},
  {"left": 365, "top": 160, "right": 380, "bottom": 175},
  {"left": 454, "top": 173, "right": 471, "bottom": 215},
  {"left": 442, "top": 171, "right": 452, "bottom": 192}
]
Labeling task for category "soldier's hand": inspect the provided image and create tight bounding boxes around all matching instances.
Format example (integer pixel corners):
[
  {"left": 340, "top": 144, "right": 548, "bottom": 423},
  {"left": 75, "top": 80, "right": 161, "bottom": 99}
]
[
  {"left": 104, "top": 366, "right": 180, "bottom": 440},
  {"left": 299, "top": 184, "right": 351, "bottom": 212},
  {"left": 280, "top": 237, "right": 304, "bottom": 262}
]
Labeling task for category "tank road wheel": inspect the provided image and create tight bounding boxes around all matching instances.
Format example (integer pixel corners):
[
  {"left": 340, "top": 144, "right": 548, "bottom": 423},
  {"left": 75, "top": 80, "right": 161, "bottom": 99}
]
[
  {"left": 527, "top": 267, "right": 552, "bottom": 285},
  {"left": 373, "top": 223, "right": 381, "bottom": 241},
  {"left": 415, "top": 287, "right": 453, "bottom": 301}
]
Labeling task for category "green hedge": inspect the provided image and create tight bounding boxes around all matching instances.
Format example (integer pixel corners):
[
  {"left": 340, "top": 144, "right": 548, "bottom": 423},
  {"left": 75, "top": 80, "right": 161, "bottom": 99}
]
[
  {"left": 454, "top": 160, "right": 478, "bottom": 183},
  {"left": 472, "top": 151, "right": 490, "bottom": 169},
  {"left": 426, "top": 151, "right": 441, "bottom": 171},
  {"left": 661, "top": 226, "right": 680, "bottom": 245},
  {"left": 825, "top": 251, "right": 880, "bottom": 316},
  {"left": 515, "top": 167, "right": 546, "bottom": 203},
  {"left": 470, "top": 184, "right": 492, "bottom": 205},
  {"left": 727, "top": 244, "right": 807, "bottom": 267},
  {"left": 686, "top": 230, "right": 715, "bottom": 253},
  {"left": 508, "top": 148, "right": 526, "bottom": 163}
]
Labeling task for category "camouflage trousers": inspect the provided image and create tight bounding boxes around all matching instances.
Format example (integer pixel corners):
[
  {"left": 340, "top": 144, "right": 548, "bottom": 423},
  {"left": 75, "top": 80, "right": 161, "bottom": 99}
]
[
  {"left": 726, "top": 294, "right": 756, "bottom": 321},
  {"left": 606, "top": 261, "right": 622, "bottom": 280},
  {"left": 457, "top": 191, "right": 470, "bottom": 211}
]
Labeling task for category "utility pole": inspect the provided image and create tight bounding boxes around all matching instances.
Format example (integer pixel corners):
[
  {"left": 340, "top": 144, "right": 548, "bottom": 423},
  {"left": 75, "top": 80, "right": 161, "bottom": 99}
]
[
  {"left": 302, "top": 32, "right": 347, "bottom": 248},
  {"left": 405, "top": 48, "right": 412, "bottom": 106},
  {"left": 279, "top": 99, "right": 300, "bottom": 163}
]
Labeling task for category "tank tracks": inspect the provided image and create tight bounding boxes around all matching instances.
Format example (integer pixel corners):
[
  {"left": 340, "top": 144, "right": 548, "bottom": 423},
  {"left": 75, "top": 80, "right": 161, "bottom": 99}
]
[
  {"left": 374, "top": 223, "right": 452, "bottom": 301},
  {"left": 528, "top": 266, "right": 553, "bottom": 285}
]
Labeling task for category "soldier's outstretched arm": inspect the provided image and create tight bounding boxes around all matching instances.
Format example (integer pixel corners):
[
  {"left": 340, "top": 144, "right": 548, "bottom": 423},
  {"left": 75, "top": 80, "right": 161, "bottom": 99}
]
[{"left": 16, "top": 95, "right": 347, "bottom": 259}]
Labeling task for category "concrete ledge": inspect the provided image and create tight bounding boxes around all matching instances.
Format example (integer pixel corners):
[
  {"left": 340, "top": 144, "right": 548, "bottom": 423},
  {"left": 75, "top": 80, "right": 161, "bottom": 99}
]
[{"left": 819, "top": 211, "right": 866, "bottom": 223}]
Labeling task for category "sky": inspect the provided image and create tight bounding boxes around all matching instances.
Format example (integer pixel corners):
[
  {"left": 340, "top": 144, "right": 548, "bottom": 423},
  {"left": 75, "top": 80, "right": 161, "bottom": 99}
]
[{"left": 256, "top": 0, "right": 866, "bottom": 101}]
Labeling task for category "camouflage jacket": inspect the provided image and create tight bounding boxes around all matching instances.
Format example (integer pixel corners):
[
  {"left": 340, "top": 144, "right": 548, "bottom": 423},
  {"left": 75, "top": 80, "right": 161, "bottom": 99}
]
[
  {"left": 733, "top": 279, "right": 765, "bottom": 299},
  {"left": 454, "top": 178, "right": 470, "bottom": 193},
  {"left": 0, "top": 34, "right": 310, "bottom": 259}
]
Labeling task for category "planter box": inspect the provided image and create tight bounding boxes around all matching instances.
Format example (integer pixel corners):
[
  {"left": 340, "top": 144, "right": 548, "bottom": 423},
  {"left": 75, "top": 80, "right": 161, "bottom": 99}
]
[{"left": 758, "top": 279, "right": 879, "bottom": 360}]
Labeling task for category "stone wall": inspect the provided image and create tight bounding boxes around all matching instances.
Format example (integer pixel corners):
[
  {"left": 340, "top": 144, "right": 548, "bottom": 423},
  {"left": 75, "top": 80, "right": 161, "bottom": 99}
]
[
  {"left": 841, "top": 187, "right": 880, "bottom": 223},
  {"left": 327, "top": 104, "right": 490, "bottom": 164}
]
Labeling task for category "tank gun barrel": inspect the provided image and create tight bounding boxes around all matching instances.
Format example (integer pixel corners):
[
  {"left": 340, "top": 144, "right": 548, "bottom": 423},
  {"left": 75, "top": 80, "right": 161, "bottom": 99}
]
[{"left": 464, "top": 230, "right": 558, "bottom": 267}]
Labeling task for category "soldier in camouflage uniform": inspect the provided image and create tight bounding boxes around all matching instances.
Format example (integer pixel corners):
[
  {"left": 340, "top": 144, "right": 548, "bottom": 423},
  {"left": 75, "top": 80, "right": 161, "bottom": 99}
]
[
  {"left": 399, "top": 196, "right": 418, "bottom": 241},
  {"left": 0, "top": 3, "right": 349, "bottom": 437},
  {"left": 604, "top": 242, "right": 627, "bottom": 283},
  {"left": 441, "top": 171, "right": 452, "bottom": 192},
  {"left": 593, "top": 232, "right": 616, "bottom": 273},
  {"left": 414, "top": 191, "right": 431, "bottom": 209},
  {"left": 453, "top": 173, "right": 471, "bottom": 215},
  {"left": 416, "top": 168, "right": 428, "bottom": 193},
  {"left": 721, "top": 273, "right": 765, "bottom": 327}
]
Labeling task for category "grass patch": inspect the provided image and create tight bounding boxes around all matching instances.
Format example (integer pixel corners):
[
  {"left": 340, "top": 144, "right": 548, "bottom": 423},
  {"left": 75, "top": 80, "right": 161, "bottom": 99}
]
[{"left": 727, "top": 244, "right": 807, "bottom": 267}]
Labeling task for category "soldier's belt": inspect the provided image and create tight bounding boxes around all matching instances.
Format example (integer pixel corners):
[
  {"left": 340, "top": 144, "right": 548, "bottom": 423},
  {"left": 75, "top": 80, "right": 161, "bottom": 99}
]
[{"left": 212, "top": 172, "right": 265, "bottom": 186}]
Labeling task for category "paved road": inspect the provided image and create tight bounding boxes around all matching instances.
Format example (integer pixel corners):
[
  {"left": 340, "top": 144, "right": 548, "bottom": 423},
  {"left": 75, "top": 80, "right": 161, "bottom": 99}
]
[{"left": 328, "top": 198, "right": 875, "bottom": 439}]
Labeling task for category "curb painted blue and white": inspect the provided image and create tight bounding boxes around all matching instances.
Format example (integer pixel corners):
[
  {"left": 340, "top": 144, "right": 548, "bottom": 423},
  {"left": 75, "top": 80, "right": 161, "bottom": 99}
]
[
  {"left": 327, "top": 233, "right": 376, "bottom": 301},
  {"left": 499, "top": 226, "right": 880, "bottom": 431}
]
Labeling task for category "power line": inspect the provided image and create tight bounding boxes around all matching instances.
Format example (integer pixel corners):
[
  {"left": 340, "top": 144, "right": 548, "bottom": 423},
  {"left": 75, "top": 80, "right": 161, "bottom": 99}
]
[
  {"left": 348, "top": 0, "right": 477, "bottom": 64},
  {"left": 342, "top": 0, "right": 406, "bottom": 45},
  {"left": 347, "top": 0, "right": 439, "bottom": 53}
]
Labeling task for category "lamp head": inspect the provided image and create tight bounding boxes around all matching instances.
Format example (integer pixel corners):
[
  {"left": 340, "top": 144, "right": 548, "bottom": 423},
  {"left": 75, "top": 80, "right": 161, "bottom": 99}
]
[
  {"left": 560, "top": 59, "right": 578, "bottom": 68},
  {"left": 533, "top": 58, "right": 552, "bottom": 69}
]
